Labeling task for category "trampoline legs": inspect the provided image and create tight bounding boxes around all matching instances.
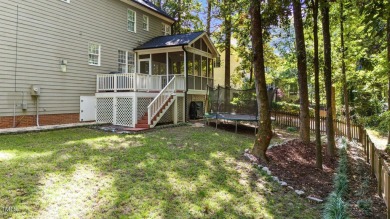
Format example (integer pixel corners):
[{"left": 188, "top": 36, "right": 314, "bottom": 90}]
[{"left": 235, "top": 121, "right": 238, "bottom": 133}]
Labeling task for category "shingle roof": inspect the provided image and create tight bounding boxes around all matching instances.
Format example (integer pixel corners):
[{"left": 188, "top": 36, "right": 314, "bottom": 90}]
[
  {"left": 132, "top": 0, "right": 174, "bottom": 21},
  {"left": 135, "top": 31, "right": 205, "bottom": 50}
]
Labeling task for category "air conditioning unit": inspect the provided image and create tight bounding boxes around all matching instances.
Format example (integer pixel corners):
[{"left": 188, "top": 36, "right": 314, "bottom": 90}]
[{"left": 31, "top": 85, "right": 41, "bottom": 96}]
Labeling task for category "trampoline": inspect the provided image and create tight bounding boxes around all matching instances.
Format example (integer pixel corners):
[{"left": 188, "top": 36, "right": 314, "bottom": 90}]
[
  {"left": 205, "top": 112, "right": 258, "bottom": 133},
  {"left": 205, "top": 86, "right": 275, "bottom": 133}
]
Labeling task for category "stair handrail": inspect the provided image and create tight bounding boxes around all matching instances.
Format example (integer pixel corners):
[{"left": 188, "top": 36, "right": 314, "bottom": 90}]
[{"left": 147, "top": 76, "right": 176, "bottom": 125}]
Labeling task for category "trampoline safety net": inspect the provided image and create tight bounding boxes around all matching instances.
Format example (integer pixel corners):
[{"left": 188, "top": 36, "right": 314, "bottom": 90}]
[{"left": 207, "top": 86, "right": 258, "bottom": 120}]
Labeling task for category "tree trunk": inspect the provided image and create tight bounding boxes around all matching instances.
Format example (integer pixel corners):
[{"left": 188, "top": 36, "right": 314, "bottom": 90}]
[
  {"left": 224, "top": 16, "right": 231, "bottom": 88},
  {"left": 206, "top": 0, "right": 212, "bottom": 36},
  {"left": 387, "top": 17, "right": 390, "bottom": 145},
  {"left": 321, "top": 0, "right": 336, "bottom": 156},
  {"left": 250, "top": 0, "right": 273, "bottom": 162},
  {"left": 292, "top": 0, "right": 310, "bottom": 143},
  {"left": 177, "top": 0, "right": 182, "bottom": 34},
  {"left": 340, "top": 0, "right": 352, "bottom": 141},
  {"left": 311, "top": 0, "right": 322, "bottom": 169}
]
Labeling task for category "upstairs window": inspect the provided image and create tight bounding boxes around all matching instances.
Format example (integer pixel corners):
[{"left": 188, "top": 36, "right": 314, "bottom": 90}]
[
  {"left": 128, "top": 52, "right": 135, "bottom": 73},
  {"left": 88, "top": 43, "right": 100, "bottom": 66},
  {"left": 127, "top": 9, "right": 136, "bottom": 32},
  {"left": 161, "top": 23, "right": 171, "bottom": 36},
  {"left": 142, "top": 15, "right": 149, "bottom": 31},
  {"left": 118, "top": 50, "right": 135, "bottom": 73},
  {"left": 118, "top": 50, "right": 127, "bottom": 73}
]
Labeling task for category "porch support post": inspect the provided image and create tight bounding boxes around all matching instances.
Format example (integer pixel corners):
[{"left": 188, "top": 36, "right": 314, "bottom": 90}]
[
  {"left": 173, "top": 97, "right": 178, "bottom": 124},
  {"left": 133, "top": 95, "right": 138, "bottom": 127},
  {"left": 113, "top": 97, "right": 117, "bottom": 125},
  {"left": 166, "top": 52, "right": 169, "bottom": 84}
]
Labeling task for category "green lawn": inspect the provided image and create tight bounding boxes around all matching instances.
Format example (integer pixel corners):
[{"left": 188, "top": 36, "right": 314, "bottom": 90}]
[{"left": 0, "top": 126, "right": 320, "bottom": 218}]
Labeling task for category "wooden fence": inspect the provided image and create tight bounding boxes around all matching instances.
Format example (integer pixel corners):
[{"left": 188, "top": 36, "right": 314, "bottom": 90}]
[
  {"left": 270, "top": 111, "right": 361, "bottom": 141},
  {"left": 270, "top": 110, "right": 390, "bottom": 218}
]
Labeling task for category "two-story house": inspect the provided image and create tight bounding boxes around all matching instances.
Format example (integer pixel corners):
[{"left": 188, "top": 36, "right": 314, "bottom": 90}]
[{"left": 0, "top": 0, "right": 218, "bottom": 129}]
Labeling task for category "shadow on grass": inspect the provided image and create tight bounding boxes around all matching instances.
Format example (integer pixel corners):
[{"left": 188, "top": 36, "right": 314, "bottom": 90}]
[{"left": 0, "top": 127, "right": 320, "bottom": 218}]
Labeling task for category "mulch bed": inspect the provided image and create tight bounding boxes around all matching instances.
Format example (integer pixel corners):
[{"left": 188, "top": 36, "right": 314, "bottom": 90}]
[
  {"left": 256, "top": 138, "right": 387, "bottom": 218},
  {"left": 348, "top": 142, "right": 387, "bottom": 218},
  {"left": 258, "top": 139, "right": 338, "bottom": 199}
]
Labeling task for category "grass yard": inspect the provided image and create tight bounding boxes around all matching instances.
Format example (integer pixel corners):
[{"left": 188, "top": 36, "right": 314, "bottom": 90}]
[{"left": 0, "top": 126, "right": 320, "bottom": 218}]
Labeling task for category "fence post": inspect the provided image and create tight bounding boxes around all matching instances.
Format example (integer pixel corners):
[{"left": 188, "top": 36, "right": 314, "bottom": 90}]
[
  {"left": 359, "top": 125, "right": 363, "bottom": 143},
  {"left": 378, "top": 156, "right": 382, "bottom": 197},
  {"left": 366, "top": 134, "right": 370, "bottom": 163},
  {"left": 371, "top": 142, "right": 375, "bottom": 177}
]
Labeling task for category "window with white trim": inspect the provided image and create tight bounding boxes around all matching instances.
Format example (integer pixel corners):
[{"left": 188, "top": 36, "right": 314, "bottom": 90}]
[
  {"left": 118, "top": 50, "right": 135, "bottom": 73},
  {"left": 142, "top": 15, "right": 149, "bottom": 31},
  {"left": 161, "top": 23, "right": 171, "bottom": 36},
  {"left": 88, "top": 43, "right": 100, "bottom": 66},
  {"left": 127, "top": 9, "right": 136, "bottom": 32}
]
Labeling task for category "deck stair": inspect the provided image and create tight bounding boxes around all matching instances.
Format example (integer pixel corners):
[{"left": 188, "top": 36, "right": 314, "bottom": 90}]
[{"left": 135, "top": 76, "right": 179, "bottom": 129}]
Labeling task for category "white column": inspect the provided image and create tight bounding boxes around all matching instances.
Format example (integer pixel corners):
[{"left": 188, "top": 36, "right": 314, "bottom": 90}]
[
  {"left": 166, "top": 52, "right": 169, "bottom": 83},
  {"left": 173, "top": 97, "right": 178, "bottom": 124},
  {"left": 113, "top": 97, "right": 117, "bottom": 125},
  {"left": 132, "top": 96, "right": 138, "bottom": 127}
]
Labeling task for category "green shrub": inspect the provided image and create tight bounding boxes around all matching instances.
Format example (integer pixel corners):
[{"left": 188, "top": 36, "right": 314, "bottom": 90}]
[
  {"left": 334, "top": 173, "right": 348, "bottom": 198},
  {"left": 323, "top": 192, "right": 349, "bottom": 219},
  {"left": 286, "top": 127, "right": 298, "bottom": 132},
  {"left": 357, "top": 199, "right": 373, "bottom": 216},
  {"left": 271, "top": 101, "right": 315, "bottom": 116}
]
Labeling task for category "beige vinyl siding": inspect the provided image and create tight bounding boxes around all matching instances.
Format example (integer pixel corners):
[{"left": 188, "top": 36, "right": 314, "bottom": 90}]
[{"left": 0, "top": 0, "right": 169, "bottom": 117}]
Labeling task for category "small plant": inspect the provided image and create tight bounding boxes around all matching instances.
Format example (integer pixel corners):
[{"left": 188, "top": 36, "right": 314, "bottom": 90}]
[
  {"left": 286, "top": 127, "right": 298, "bottom": 132},
  {"left": 357, "top": 199, "right": 373, "bottom": 216},
  {"left": 334, "top": 173, "right": 348, "bottom": 197},
  {"left": 323, "top": 192, "right": 349, "bottom": 219}
]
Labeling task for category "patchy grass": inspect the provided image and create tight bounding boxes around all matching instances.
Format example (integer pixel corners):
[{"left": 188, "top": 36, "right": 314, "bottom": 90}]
[{"left": 0, "top": 127, "right": 320, "bottom": 218}]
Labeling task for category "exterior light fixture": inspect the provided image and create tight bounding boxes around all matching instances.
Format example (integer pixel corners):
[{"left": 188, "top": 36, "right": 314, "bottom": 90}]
[{"left": 60, "top": 59, "right": 67, "bottom": 73}]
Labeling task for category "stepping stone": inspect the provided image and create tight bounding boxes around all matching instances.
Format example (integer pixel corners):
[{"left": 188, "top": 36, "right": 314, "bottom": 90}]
[
  {"left": 307, "top": 196, "right": 323, "bottom": 203},
  {"left": 295, "top": 190, "right": 305, "bottom": 196}
]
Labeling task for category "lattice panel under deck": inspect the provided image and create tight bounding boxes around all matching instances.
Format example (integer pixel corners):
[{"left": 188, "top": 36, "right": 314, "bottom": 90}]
[
  {"left": 116, "top": 98, "right": 133, "bottom": 127},
  {"left": 159, "top": 103, "right": 174, "bottom": 124},
  {"left": 96, "top": 98, "right": 114, "bottom": 123},
  {"left": 178, "top": 97, "right": 184, "bottom": 122},
  {"left": 137, "top": 98, "right": 153, "bottom": 120}
]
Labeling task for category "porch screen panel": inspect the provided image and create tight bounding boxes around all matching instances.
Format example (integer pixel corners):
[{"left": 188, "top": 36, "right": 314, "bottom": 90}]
[
  {"left": 195, "top": 76, "right": 202, "bottom": 90},
  {"left": 187, "top": 52, "right": 194, "bottom": 75},
  {"left": 194, "top": 55, "right": 201, "bottom": 76},
  {"left": 152, "top": 53, "right": 166, "bottom": 75},
  {"left": 188, "top": 76, "right": 195, "bottom": 89},
  {"left": 201, "top": 57, "right": 207, "bottom": 77},
  {"left": 168, "top": 52, "right": 184, "bottom": 75},
  {"left": 202, "top": 78, "right": 208, "bottom": 90}
]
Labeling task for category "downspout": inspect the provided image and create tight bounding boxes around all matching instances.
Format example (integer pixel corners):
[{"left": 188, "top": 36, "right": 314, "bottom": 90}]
[
  {"left": 36, "top": 96, "right": 40, "bottom": 127},
  {"left": 182, "top": 45, "right": 188, "bottom": 122},
  {"left": 13, "top": 5, "right": 19, "bottom": 128}
]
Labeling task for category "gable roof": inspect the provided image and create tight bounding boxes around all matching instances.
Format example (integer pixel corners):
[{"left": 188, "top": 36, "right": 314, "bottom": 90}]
[
  {"left": 131, "top": 0, "right": 174, "bottom": 21},
  {"left": 135, "top": 31, "right": 205, "bottom": 50}
]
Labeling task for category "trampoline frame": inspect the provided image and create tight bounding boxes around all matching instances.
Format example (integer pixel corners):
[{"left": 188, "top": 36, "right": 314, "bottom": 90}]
[{"left": 204, "top": 113, "right": 259, "bottom": 134}]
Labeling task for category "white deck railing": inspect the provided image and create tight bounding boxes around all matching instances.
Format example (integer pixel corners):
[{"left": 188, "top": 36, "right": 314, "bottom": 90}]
[
  {"left": 96, "top": 73, "right": 185, "bottom": 92},
  {"left": 148, "top": 76, "right": 177, "bottom": 125}
]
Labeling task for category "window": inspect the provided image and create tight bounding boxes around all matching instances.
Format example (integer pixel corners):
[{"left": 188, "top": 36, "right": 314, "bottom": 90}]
[
  {"left": 60, "top": 0, "right": 70, "bottom": 3},
  {"left": 127, "top": 9, "right": 136, "bottom": 32},
  {"left": 118, "top": 50, "right": 135, "bottom": 73},
  {"left": 161, "top": 23, "right": 171, "bottom": 36},
  {"left": 142, "top": 15, "right": 149, "bottom": 31},
  {"left": 88, "top": 43, "right": 100, "bottom": 66}
]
